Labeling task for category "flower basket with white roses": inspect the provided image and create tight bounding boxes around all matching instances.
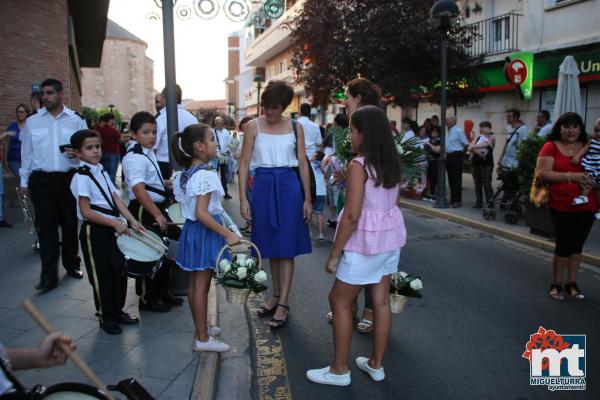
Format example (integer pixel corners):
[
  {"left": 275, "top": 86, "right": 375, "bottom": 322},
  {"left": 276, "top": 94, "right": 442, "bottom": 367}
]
[
  {"left": 214, "top": 240, "right": 268, "bottom": 304},
  {"left": 389, "top": 271, "right": 423, "bottom": 313}
]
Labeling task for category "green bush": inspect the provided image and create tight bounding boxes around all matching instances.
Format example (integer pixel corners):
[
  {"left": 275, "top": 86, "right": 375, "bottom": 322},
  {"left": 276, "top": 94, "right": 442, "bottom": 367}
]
[{"left": 516, "top": 135, "right": 546, "bottom": 195}]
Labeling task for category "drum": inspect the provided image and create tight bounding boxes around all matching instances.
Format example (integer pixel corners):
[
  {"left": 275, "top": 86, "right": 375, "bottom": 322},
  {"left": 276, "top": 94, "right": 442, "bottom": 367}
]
[
  {"left": 166, "top": 202, "right": 185, "bottom": 225},
  {"left": 117, "top": 230, "right": 166, "bottom": 278},
  {"left": 39, "top": 382, "right": 108, "bottom": 399}
]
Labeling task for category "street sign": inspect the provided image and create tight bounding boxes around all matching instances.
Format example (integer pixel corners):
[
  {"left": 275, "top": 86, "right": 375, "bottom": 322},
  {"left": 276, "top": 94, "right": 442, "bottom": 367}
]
[{"left": 503, "top": 51, "right": 534, "bottom": 100}]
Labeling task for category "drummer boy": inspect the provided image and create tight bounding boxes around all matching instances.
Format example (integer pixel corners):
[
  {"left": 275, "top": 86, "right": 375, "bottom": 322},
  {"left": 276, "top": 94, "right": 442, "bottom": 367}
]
[
  {"left": 122, "top": 111, "right": 183, "bottom": 312},
  {"left": 69, "top": 129, "right": 143, "bottom": 335}
]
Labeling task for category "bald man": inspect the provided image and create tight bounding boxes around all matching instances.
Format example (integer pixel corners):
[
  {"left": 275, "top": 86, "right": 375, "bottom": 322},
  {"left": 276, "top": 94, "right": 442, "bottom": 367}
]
[{"left": 445, "top": 116, "right": 468, "bottom": 208}]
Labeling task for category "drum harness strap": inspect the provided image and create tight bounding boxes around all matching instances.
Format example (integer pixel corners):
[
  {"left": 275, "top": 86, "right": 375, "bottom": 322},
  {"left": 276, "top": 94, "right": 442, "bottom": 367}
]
[
  {"left": 77, "top": 166, "right": 120, "bottom": 218},
  {"left": 127, "top": 143, "right": 167, "bottom": 197}
]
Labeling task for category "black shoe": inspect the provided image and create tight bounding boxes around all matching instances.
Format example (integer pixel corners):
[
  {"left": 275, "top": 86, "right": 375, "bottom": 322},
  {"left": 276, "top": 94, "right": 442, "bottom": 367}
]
[
  {"left": 117, "top": 311, "right": 139, "bottom": 325},
  {"left": 161, "top": 294, "right": 184, "bottom": 306},
  {"left": 100, "top": 320, "right": 122, "bottom": 335},
  {"left": 224, "top": 194, "right": 232, "bottom": 199},
  {"left": 0, "top": 220, "right": 13, "bottom": 228},
  {"left": 139, "top": 300, "right": 171, "bottom": 312},
  {"left": 35, "top": 281, "right": 58, "bottom": 292},
  {"left": 66, "top": 268, "right": 84, "bottom": 279}
]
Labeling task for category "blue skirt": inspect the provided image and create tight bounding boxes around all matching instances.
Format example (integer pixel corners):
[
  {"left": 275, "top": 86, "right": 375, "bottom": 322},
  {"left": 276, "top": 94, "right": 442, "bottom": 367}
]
[
  {"left": 251, "top": 167, "right": 312, "bottom": 259},
  {"left": 176, "top": 215, "right": 226, "bottom": 271}
]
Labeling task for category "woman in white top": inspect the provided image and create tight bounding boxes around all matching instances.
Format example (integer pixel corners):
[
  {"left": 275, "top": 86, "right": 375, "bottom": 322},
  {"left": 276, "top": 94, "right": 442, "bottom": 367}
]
[{"left": 238, "top": 80, "right": 313, "bottom": 330}]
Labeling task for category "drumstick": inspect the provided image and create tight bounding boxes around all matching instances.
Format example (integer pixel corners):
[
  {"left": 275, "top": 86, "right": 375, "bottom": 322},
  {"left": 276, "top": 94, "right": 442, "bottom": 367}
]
[
  {"left": 22, "top": 299, "right": 117, "bottom": 400},
  {"left": 129, "top": 229, "right": 168, "bottom": 252},
  {"left": 153, "top": 222, "right": 184, "bottom": 226}
]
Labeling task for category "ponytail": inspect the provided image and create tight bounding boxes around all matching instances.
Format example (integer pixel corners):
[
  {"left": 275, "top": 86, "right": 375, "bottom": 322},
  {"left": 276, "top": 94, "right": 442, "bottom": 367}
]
[{"left": 170, "top": 123, "right": 212, "bottom": 169}]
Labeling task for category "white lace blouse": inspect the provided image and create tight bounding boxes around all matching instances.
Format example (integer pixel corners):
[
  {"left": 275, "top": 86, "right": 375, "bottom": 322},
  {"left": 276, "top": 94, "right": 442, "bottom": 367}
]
[{"left": 172, "top": 170, "right": 224, "bottom": 220}]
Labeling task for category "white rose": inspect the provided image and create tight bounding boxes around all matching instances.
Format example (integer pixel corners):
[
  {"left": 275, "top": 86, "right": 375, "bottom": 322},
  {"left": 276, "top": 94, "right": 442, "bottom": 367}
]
[
  {"left": 246, "top": 258, "right": 255, "bottom": 268},
  {"left": 219, "top": 259, "right": 231, "bottom": 273},
  {"left": 237, "top": 267, "right": 248, "bottom": 280},
  {"left": 236, "top": 254, "right": 248, "bottom": 266},
  {"left": 398, "top": 271, "right": 408, "bottom": 279},
  {"left": 396, "top": 143, "right": 404, "bottom": 155},
  {"left": 409, "top": 279, "right": 423, "bottom": 291},
  {"left": 254, "top": 270, "right": 267, "bottom": 283}
]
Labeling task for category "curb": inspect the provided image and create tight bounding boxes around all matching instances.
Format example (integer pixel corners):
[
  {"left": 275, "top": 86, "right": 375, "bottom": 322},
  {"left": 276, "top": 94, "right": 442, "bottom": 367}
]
[
  {"left": 401, "top": 200, "right": 600, "bottom": 267},
  {"left": 191, "top": 284, "right": 220, "bottom": 400}
]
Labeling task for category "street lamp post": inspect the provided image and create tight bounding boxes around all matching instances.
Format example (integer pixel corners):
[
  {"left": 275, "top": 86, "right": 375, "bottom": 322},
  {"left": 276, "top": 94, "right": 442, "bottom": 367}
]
[
  {"left": 254, "top": 75, "right": 265, "bottom": 116},
  {"left": 431, "top": 0, "right": 460, "bottom": 209},
  {"left": 108, "top": 104, "right": 115, "bottom": 113}
]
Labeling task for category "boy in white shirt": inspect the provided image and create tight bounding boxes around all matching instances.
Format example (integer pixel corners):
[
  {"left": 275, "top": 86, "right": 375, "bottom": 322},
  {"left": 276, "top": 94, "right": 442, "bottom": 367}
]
[{"left": 70, "top": 129, "right": 143, "bottom": 335}]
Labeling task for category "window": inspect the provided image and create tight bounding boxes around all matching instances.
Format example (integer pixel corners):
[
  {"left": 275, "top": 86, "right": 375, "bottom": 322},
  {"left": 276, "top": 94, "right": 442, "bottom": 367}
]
[
  {"left": 279, "top": 59, "right": 287, "bottom": 74},
  {"left": 267, "top": 65, "right": 275, "bottom": 79},
  {"left": 545, "top": 0, "right": 588, "bottom": 9}
]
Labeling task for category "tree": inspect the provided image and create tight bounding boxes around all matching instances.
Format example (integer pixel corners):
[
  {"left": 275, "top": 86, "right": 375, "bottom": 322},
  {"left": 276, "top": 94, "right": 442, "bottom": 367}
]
[{"left": 291, "top": 0, "right": 486, "bottom": 107}]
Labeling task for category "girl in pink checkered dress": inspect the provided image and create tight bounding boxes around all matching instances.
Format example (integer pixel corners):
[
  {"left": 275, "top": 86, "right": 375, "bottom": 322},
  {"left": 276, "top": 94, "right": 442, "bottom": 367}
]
[{"left": 307, "top": 106, "right": 407, "bottom": 386}]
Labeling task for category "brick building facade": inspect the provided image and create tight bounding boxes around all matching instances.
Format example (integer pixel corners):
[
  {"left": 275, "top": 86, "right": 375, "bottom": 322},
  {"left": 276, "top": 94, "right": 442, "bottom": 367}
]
[
  {"left": 81, "top": 20, "right": 155, "bottom": 121},
  {"left": 0, "top": 0, "right": 108, "bottom": 130}
]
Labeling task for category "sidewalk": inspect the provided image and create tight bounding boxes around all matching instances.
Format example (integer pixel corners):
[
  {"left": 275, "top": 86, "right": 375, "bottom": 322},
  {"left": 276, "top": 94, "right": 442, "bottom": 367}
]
[
  {"left": 0, "top": 207, "right": 203, "bottom": 399},
  {"left": 401, "top": 172, "right": 600, "bottom": 265}
]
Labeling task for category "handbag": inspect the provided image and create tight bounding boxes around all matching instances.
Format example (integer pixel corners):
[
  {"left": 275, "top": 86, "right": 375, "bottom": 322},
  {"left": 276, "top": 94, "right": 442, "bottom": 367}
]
[
  {"left": 529, "top": 174, "right": 549, "bottom": 208},
  {"left": 291, "top": 120, "right": 317, "bottom": 201}
]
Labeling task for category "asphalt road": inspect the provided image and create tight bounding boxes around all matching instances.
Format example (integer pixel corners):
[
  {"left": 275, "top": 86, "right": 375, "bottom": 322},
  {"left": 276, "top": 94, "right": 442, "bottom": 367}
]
[{"left": 234, "top": 203, "right": 600, "bottom": 400}]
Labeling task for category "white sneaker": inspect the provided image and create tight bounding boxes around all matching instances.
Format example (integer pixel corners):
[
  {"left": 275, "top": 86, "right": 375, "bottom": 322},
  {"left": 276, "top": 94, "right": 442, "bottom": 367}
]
[
  {"left": 318, "top": 233, "right": 325, "bottom": 241},
  {"left": 306, "top": 366, "right": 351, "bottom": 386},
  {"left": 595, "top": 211, "right": 600, "bottom": 220},
  {"left": 193, "top": 336, "right": 230, "bottom": 352},
  {"left": 208, "top": 326, "right": 221, "bottom": 336},
  {"left": 355, "top": 357, "right": 385, "bottom": 381}
]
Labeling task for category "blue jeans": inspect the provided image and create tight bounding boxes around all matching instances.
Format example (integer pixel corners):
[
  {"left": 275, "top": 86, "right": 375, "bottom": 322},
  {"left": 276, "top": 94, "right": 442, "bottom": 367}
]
[
  {"left": 0, "top": 164, "right": 4, "bottom": 220},
  {"left": 101, "top": 153, "right": 120, "bottom": 183}
]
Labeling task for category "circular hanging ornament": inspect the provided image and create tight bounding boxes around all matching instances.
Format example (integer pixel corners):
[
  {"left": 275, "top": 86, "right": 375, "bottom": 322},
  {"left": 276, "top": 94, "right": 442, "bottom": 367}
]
[
  {"left": 176, "top": 5, "right": 192, "bottom": 20},
  {"left": 264, "top": 0, "right": 284, "bottom": 19},
  {"left": 193, "top": 0, "right": 219, "bottom": 20},
  {"left": 224, "top": 0, "right": 250, "bottom": 22}
]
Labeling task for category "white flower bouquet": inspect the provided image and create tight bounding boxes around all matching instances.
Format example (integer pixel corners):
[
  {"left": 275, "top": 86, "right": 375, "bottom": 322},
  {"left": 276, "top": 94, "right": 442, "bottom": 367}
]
[
  {"left": 214, "top": 240, "right": 268, "bottom": 304},
  {"left": 389, "top": 271, "right": 423, "bottom": 313}
]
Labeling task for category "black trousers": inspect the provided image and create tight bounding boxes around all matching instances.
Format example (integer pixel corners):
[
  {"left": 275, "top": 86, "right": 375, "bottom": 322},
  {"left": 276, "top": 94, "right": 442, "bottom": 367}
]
[
  {"left": 28, "top": 171, "right": 80, "bottom": 284},
  {"left": 128, "top": 200, "right": 180, "bottom": 303},
  {"left": 500, "top": 169, "right": 519, "bottom": 203},
  {"left": 472, "top": 166, "right": 494, "bottom": 206},
  {"left": 551, "top": 210, "right": 595, "bottom": 257},
  {"left": 158, "top": 161, "right": 172, "bottom": 180},
  {"left": 427, "top": 160, "right": 438, "bottom": 196},
  {"left": 445, "top": 152, "right": 464, "bottom": 203},
  {"left": 219, "top": 162, "right": 229, "bottom": 195},
  {"left": 80, "top": 222, "right": 127, "bottom": 323}
]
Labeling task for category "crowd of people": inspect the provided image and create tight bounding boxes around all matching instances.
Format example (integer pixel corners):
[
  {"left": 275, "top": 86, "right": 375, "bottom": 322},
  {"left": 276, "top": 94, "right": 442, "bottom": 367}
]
[{"left": 0, "top": 74, "right": 599, "bottom": 395}]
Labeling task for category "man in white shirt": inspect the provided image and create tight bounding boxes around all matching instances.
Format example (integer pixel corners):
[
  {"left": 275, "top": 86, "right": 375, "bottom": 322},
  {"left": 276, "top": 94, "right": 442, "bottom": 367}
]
[
  {"left": 19, "top": 78, "right": 88, "bottom": 291},
  {"left": 445, "top": 115, "right": 469, "bottom": 207},
  {"left": 535, "top": 109, "right": 552, "bottom": 138},
  {"left": 498, "top": 108, "right": 529, "bottom": 206},
  {"left": 214, "top": 116, "right": 233, "bottom": 199},
  {"left": 297, "top": 103, "right": 322, "bottom": 159},
  {"left": 154, "top": 84, "right": 198, "bottom": 179},
  {"left": 400, "top": 117, "right": 416, "bottom": 143}
]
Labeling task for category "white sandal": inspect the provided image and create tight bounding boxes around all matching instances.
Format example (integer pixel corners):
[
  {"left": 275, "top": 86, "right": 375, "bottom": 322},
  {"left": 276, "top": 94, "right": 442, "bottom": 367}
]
[{"left": 356, "top": 318, "right": 373, "bottom": 333}]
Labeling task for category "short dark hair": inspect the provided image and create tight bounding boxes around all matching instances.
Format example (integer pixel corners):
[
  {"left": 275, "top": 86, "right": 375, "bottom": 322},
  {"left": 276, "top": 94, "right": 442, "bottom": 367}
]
[
  {"left": 479, "top": 121, "right": 492, "bottom": 128},
  {"left": 102, "top": 113, "right": 115, "bottom": 122},
  {"left": 261, "top": 80, "right": 294, "bottom": 109},
  {"left": 401, "top": 117, "right": 412, "bottom": 124},
  {"left": 15, "top": 103, "right": 29, "bottom": 114},
  {"left": 314, "top": 150, "right": 325, "bottom": 161},
  {"left": 70, "top": 129, "right": 100, "bottom": 150},
  {"left": 334, "top": 113, "right": 349, "bottom": 129},
  {"left": 539, "top": 109, "right": 551, "bottom": 121},
  {"left": 161, "top": 84, "right": 183, "bottom": 104},
  {"left": 506, "top": 108, "right": 520, "bottom": 119},
  {"left": 547, "top": 112, "right": 588, "bottom": 143},
  {"left": 41, "top": 78, "right": 63, "bottom": 92},
  {"left": 300, "top": 103, "right": 311, "bottom": 116},
  {"left": 238, "top": 116, "right": 253, "bottom": 131},
  {"left": 346, "top": 78, "right": 381, "bottom": 108},
  {"left": 130, "top": 111, "right": 156, "bottom": 133}
]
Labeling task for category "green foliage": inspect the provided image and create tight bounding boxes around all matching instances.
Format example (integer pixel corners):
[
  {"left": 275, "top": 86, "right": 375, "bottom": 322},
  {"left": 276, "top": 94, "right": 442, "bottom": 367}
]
[
  {"left": 516, "top": 135, "right": 547, "bottom": 195},
  {"left": 81, "top": 107, "right": 98, "bottom": 122},
  {"left": 96, "top": 106, "right": 122, "bottom": 126},
  {"left": 213, "top": 254, "right": 268, "bottom": 294},
  {"left": 390, "top": 272, "right": 423, "bottom": 298},
  {"left": 332, "top": 126, "right": 353, "bottom": 165}
]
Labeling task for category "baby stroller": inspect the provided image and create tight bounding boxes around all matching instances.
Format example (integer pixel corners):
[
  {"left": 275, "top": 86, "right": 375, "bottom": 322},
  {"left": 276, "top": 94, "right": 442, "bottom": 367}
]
[{"left": 482, "top": 168, "right": 525, "bottom": 225}]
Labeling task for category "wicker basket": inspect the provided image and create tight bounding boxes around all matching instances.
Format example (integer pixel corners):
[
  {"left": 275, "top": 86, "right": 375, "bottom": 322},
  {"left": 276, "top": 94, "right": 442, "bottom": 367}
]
[
  {"left": 216, "top": 240, "right": 262, "bottom": 305},
  {"left": 390, "top": 294, "right": 409, "bottom": 314}
]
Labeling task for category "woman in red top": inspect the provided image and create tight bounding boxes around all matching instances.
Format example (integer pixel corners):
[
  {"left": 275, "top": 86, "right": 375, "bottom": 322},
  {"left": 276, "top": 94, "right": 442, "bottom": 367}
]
[{"left": 536, "top": 112, "right": 596, "bottom": 301}]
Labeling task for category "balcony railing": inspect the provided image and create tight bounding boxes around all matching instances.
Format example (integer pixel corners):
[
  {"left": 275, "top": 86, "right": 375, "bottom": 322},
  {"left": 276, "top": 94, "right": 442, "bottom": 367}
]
[{"left": 465, "top": 12, "right": 521, "bottom": 57}]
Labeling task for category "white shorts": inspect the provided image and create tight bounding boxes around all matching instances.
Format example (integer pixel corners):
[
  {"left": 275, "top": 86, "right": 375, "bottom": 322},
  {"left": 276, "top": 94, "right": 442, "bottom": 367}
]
[{"left": 336, "top": 249, "right": 401, "bottom": 285}]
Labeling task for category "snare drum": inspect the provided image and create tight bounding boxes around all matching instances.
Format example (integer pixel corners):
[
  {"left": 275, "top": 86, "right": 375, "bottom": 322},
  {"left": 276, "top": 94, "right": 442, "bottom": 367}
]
[
  {"left": 166, "top": 203, "right": 185, "bottom": 225},
  {"left": 39, "top": 382, "right": 109, "bottom": 399},
  {"left": 117, "top": 230, "right": 166, "bottom": 278}
]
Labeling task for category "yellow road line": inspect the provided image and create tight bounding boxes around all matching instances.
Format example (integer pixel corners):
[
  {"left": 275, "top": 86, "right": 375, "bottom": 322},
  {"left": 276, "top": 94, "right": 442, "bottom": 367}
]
[{"left": 247, "top": 293, "right": 293, "bottom": 400}]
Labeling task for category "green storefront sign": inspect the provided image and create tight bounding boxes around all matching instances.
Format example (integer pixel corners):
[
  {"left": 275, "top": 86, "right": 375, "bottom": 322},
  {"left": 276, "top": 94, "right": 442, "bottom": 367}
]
[{"left": 480, "top": 48, "right": 600, "bottom": 92}]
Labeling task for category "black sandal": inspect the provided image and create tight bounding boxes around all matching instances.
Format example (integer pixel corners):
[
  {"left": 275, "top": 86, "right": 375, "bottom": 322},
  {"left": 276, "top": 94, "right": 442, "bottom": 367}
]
[
  {"left": 549, "top": 284, "right": 564, "bottom": 301},
  {"left": 257, "top": 295, "right": 279, "bottom": 317},
  {"left": 564, "top": 282, "right": 585, "bottom": 300},
  {"left": 268, "top": 304, "right": 289, "bottom": 330}
]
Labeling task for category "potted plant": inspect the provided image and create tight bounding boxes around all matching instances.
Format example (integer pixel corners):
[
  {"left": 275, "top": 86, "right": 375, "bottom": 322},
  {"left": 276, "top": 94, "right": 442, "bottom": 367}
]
[
  {"left": 389, "top": 271, "right": 423, "bottom": 313},
  {"left": 516, "top": 135, "right": 555, "bottom": 238},
  {"left": 214, "top": 241, "right": 268, "bottom": 304}
]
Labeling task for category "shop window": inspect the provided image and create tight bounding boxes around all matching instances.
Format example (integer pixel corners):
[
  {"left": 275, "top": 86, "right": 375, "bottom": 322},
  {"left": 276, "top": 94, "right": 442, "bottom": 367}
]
[{"left": 545, "top": 0, "right": 589, "bottom": 10}]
